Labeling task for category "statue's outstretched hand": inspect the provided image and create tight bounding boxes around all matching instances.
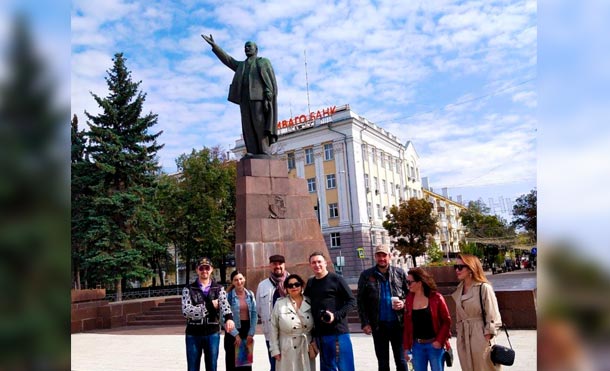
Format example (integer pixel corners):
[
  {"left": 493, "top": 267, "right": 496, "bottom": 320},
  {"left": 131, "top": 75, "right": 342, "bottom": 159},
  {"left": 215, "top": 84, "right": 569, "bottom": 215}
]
[{"left": 201, "top": 34, "right": 215, "bottom": 46}]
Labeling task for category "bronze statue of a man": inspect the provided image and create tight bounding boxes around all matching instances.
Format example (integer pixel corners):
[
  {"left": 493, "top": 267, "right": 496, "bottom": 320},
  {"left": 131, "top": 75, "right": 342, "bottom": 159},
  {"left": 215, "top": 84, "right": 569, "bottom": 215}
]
[{"left": 202, "top": 35, "right": 278, "bottom": 157}]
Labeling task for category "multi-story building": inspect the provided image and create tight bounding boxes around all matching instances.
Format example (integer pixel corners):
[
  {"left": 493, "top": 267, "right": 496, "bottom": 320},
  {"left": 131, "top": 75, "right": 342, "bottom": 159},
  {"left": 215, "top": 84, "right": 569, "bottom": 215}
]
[
  {"left": 233, "top": 104, "right": 423, "bottom": 284},
  {"left": 422, "top": 182, "right": 467, "bottom": 260}
]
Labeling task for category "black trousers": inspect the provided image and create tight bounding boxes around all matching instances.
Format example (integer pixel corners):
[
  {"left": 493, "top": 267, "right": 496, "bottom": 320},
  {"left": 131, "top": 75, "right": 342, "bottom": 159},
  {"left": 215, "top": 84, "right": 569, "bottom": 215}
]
[
  {"left": 372, "top": 321, "right": 408, "bottom": 371},
  {"left": 224, "top": 322, "right": 252, "bottom": 371}
]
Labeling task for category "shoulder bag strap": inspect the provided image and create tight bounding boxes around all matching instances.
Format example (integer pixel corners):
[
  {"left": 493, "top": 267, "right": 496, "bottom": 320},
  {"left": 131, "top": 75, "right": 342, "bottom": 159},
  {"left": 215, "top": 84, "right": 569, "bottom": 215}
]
[{"left": 479, "top": 283, "right": 513, "bottom": 349}]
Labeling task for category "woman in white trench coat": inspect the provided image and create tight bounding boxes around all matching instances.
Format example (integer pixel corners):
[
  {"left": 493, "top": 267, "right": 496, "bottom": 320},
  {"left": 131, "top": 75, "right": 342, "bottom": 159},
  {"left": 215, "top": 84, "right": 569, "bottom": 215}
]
[
  {"left": 451, "top": 254, "right": 503, "bottom": 371},
  {"left": 270, "top": 274, "right": 316, "bottom": 371}
]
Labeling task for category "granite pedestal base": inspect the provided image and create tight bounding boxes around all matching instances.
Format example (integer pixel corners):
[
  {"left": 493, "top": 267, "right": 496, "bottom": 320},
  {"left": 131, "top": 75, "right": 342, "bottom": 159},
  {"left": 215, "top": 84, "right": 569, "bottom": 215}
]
[{"left": 235, "top": 158, "right": 333, "bottom": 292}]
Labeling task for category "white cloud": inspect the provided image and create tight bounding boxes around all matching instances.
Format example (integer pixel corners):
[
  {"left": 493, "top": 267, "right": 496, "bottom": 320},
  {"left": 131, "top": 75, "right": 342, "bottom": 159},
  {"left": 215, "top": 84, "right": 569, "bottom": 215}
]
[{"left": 512, "top": 90, "right": 537, "bottom": 107}]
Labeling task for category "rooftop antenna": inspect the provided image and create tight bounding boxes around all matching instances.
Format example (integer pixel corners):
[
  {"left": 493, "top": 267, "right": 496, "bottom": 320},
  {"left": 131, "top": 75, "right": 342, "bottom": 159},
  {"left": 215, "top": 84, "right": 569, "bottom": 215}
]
[{"left": 304, "top": 49, "right": 311, "bottom": 114}]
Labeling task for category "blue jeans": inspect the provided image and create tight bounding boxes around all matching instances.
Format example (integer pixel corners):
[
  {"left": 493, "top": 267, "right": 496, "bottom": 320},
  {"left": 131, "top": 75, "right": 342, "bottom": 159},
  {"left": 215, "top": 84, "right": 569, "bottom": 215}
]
[
  {"left": 372, "top": 322, "right": 408, "bottom": 371},
  {"left": 411, "top": 342, "right": 445, "bottom": 371},
  {"left": 318, "top": 334, "right": 355, "bottom": 371},
  {"left": 186, "top": 333, "right": 220, "bottom": 371},
  {"left": 265, "top": 340, "right": 276, "bottom": 371}
]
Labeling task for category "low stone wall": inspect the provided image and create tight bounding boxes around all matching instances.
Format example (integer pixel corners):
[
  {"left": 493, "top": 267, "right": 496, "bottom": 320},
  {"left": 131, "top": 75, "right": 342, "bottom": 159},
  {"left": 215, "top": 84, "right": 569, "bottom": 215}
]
[
  {"left": 71, "top": 289, "right": 170, "bottom": 333},
  {"left": 445, "top": 288, "right": 537, "bottom": 334}
]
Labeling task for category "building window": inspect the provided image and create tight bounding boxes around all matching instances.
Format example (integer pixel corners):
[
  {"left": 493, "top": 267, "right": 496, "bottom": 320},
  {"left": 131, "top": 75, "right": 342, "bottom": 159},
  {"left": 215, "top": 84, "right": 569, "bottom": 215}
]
[
  {"left": 364, "top": 174, "right": 369, "bottom": 190},
  {"left": 395, "top": 159, "right": 400, "bottom": 173},
  {"left": 382, "top": 179, "right": 387, "bottom": 194},
  {"left": 377, "top": 204, "right": 382, "bottom": 218},
  {"left": 324, "top": 143, "right": 334, "bottom": 161},
  {"left": 328, "top": 203, "right": 339, "bottom": 218},
  {"left": 396, "top": 184, "right": 400, "bottom": 197},
  {"left": 307, "top": 178, "right": 316, "bottom": 193},
  {"left": 287, "top": 152, "right": 295, "bottom": 170},
  {"left": 371, "top": 233, "right": 377, "bottom": 246},
  {"left": 361, "top": 144, "right": 367, "bottom": 161},
  {"left": 374, "top": 177, "right": 379, "bottom": 192},
  {"left": 371, "top": 148, "right": 377, "bottom": 164},
  {"left": 326, "top": 174, "right": 336, "bottom": 189},
  {"left": 330, "top": 232, "right": 341, "bottom": 248},
  {"left": 380, "top": 152, "right": 385, "bottom": 168},
  {"left": 367, "top": 202, "right": 372, "bottom": 219},
  {"left": 390, "top": 182, "right": 394, "bottom": 196},
  {"left": 305, "top": 148, "right": 314, "bottom": 165}
]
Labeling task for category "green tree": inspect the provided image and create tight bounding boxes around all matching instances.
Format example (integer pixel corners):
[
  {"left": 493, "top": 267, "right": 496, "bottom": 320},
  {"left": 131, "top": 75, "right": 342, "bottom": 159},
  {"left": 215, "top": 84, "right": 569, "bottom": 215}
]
[
  {"left": 460, "top": 200, "right": 514, "bottom": 238},
  {"left": 512, "top": 189, "right": 537, "bottom": 241},
  {"left": 71, "top": 114, "right": 96, "bottom": 289},
  {"left": 427, "top": 241, "right": 443, "bottom": 263},
  {"left": 82, "top": 53, "right": 164, "bottom": 300},
  {"left": 157, "top": 147, "right": 236, "bottom": 284},
  {"left": 0, "top": 14, "right": 69, "bottom": 368},
  {"left": 460, "top": 241, "right": 485, "bottom": 259},
  {"left": 383, "top": 198, "right": 437, "bottom": 267}
]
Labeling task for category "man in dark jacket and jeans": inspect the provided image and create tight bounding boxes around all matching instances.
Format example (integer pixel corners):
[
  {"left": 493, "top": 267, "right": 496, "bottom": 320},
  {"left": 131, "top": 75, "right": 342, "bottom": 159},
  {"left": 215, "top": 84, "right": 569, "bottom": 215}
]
[
  {"left": 357, "top": 245, "right": 409, "bottom": 371},
  {"left": 182, "top": 257, "right": 234, "bottom": 371}
]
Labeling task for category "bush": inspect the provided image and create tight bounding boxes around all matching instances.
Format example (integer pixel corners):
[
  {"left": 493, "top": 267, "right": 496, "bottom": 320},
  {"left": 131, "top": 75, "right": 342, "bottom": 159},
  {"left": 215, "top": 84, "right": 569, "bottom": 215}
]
[
  {"left": 460, "top": 242, "right": 484, "bottom": 259},
  {"left": 427, "top": 242, "right": 443, "bottom": 263}
]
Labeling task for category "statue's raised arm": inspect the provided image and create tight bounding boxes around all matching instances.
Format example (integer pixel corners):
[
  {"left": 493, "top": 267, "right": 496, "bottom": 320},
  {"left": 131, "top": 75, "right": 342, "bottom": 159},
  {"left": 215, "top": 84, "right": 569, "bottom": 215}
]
[{"left": 201, "top": 34, "right": 215, "bottom": 47}]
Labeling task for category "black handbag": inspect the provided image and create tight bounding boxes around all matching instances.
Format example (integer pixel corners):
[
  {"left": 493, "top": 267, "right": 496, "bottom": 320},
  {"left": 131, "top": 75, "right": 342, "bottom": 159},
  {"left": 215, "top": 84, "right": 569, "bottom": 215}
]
[
  {"left": 443, "top": 346, "right": 454, "bottom": 367},
  {"left": 490, "top": 342, "right": 515, "bottom": 366},
  {"left": 479, "top": 284, "right": 515, "bottom": 366}
]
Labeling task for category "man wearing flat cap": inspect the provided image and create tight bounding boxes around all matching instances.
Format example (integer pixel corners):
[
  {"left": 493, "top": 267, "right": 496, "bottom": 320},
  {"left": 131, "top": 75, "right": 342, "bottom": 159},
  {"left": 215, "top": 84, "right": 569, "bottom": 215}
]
[
  {"left": 182, "top": 257, "right": 234, "bottom": 371},
  {"left": 256, "top": 254, "right": 289, "bottom": 371},
  {"left": 357, "top": 245, "right": 410, "bottom": 371}
]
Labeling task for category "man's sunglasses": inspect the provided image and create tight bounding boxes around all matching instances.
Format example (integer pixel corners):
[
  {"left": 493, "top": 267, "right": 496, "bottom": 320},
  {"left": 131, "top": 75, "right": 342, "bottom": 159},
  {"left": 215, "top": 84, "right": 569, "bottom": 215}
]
[
  {"left": 453, "top": 264, "right": 468, "bottom": 271},
  {"left": 286, "top": 282, "right": 302, "bottom": 289},
  {"left": 197, "top": 265, "right": 212, "bottom": 271}
]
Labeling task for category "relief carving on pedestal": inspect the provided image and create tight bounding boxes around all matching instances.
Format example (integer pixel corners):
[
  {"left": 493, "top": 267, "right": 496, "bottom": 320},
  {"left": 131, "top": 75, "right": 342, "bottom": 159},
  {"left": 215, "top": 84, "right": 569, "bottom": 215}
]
[{"left": 269, "top": 195, "right": 287, "bottom": 219}]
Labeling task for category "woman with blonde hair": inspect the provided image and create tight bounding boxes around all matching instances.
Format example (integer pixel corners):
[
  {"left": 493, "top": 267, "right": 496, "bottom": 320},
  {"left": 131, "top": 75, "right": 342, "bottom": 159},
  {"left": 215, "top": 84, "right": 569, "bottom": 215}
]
[{"left": 451, "top": 254, "right": 503, "bottom": 370}]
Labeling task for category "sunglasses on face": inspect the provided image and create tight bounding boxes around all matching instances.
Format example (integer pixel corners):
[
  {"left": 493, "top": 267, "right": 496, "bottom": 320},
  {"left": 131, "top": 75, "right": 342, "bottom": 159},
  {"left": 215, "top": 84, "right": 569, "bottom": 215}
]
[
  {"left": 454, "top": 264, "right": 468, "bottom": 271},
  {"left": 406, "top": 280, "right": 418, "bottom": 285},
  {"left": 286, "top": 282, "right": 302, "bottom": 289},
  {"left": 198, "top": 265, "right": 211, "bottom": 271}
]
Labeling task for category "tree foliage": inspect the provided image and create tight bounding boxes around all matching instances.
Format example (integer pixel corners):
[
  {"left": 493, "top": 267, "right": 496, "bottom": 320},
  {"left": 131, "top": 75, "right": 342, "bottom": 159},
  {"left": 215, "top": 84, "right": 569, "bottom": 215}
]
[
  {"left": 156, "top": 147, "right": 236, "bottom": 284},
  {"left": 0, "top": 14, "right": 70, "bottom": 367},
  {"left": 383, "top": 198, "right": 437, "bottom": 267},
  {"left": 512, "top": 189, "right": 537, "bottom": 241},
  {"left": 77, "top": 53, "right": 164, "bottom": 300},
  {"left": 460, "top": 241, "right": 485, "bottom": 259},
  {"left": 460, "top": 200, "right": 515, "bottom": 238}
]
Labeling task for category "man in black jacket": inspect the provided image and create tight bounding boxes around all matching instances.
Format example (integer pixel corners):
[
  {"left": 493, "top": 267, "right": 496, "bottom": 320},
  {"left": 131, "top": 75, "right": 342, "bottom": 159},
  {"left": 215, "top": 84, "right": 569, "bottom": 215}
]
[
  {"left": 305, "top": 251, "right": 357, "bottom": 371},
  {"left": 357, "top": 245, "right": 409, "bottom": 371},
  {"left": 182, "top": 257, "right": 234, "bottom": 371}
]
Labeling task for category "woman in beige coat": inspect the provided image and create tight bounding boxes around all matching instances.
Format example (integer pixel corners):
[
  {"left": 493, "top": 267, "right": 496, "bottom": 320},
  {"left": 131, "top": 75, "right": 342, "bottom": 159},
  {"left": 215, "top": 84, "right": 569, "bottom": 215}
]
[
  {"left": 270, "top": 274, "right": 316, "bottom": 371},
  {"left": 451, "top": 254, "right": 503, "bottom": 371}
]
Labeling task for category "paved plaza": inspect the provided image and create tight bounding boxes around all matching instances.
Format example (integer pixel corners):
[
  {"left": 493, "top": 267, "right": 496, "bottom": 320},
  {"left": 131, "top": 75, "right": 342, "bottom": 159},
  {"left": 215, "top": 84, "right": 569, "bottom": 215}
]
[{"left": 71, "top": 325, "right": 536, "bottom": 370}]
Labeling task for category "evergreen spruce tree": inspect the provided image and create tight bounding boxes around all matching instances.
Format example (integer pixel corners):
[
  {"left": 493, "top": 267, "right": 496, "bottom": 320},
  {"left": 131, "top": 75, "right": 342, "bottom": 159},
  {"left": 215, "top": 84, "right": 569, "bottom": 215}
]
[
  {"left": 0, "top": 14, "right": 69, "bottom": 368},
  {"left": 71, "top": 113, "right": 92, "bottom": 289},
  {"left": 84, "top": 53, "right": 163, "bottom": 300}
]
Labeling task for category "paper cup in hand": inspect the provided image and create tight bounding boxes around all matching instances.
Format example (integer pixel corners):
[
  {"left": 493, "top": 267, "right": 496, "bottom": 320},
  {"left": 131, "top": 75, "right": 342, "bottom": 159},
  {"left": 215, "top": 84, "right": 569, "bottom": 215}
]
[{"left": 391, "top": 296, "right": 400, "bottom": 308}]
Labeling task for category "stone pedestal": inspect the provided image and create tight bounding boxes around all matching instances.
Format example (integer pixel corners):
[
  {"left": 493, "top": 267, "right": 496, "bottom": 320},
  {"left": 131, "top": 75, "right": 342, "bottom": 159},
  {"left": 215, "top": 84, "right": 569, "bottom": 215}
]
[{"left": 235, "top": 158, "right": 333, "bottom": 292}]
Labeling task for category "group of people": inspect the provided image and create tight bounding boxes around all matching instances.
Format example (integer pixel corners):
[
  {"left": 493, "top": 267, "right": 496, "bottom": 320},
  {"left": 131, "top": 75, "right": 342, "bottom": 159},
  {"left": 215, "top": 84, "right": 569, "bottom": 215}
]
[{"left": 182, "top": 249, "right": 504, "bottom": 371}]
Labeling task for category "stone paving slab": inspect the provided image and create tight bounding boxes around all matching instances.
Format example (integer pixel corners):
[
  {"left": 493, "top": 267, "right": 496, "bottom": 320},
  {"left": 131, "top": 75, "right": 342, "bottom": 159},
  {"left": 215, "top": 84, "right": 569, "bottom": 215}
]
[{"left": 71, "top": 328, "right": 536, "bottom": 370}]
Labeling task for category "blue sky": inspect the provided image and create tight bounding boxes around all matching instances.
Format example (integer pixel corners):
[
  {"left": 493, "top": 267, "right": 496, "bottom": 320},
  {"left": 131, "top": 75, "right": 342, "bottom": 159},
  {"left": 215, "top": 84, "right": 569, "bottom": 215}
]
[{"left": 71, "top": 0, "right": 537, "bottom": 216}]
